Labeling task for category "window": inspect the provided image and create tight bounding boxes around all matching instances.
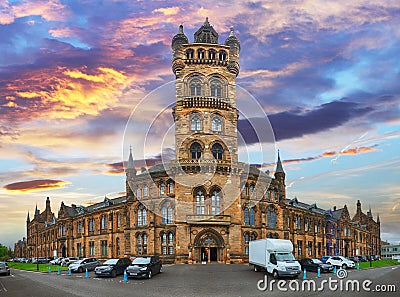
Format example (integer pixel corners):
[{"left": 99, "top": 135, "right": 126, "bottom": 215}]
[
  {"left": 137, "top": 206, "right": 147, "bottom": 226},
  {"left": 296, "top": 216, "right": 301, "bottom": 230},
  {"left": 244, "top": 233, "right": 250, "bottom": 255},
  {"left": 297, "top": 240, "right": 302, "bottom": 257},
  {"left": 244, "top": 208, "right": 249, "bottom": 225},
  {"left": 136, "top": 233, "right": 147, "bottom": 255},
  {"left": 250, "top": 208, "right": 255, "bottom": 225},
  {"left": 211, "top": 117, "right": 222, "bottom": 132},
  {"left": 77, "top": 243, "right": 82, "bottom": 257},
  {"left": 195, "top": 189, "right": 205, "bottom": 215},
  {"left": 167, "top": 180, "right": 174, "bottom": 194},
  {"left": 101, "top": 215, "right": 108, "bottom": 230},
  {"left": 186, "top": 49, "right": 194, "bottom": 59},
  {"left": 198, "top": 49, "right": 205, "bottom": 59},
  {"left": 101, "top": 240, "right": 108, "bottom": 257},
  {"left": 211, "top": 190, "right": 221, "bottom": 215},
  {"left": 250, "top": 184, "right": 255, "bottom": 197},
  {"left": 161, "top": 232, "right": 175, "bottom": 255},
  {"left": 308, "top": 241, "right": 313, "bottom": 256},
  {"left": 190, "top": 77, "right": 202, "bottom": 96},
  {"left": 136, "top": 187, "right": 141, "bottom": 198},
  {"left": 77, "top": 221, "right": 82, "bottom": 234},
  {"left": 116, "top": 238, "right": 120, "bottom": 257},
  {"left": 143, "top": 185, "right": 148, "bottom": 197},
  {"left": 89, "top": 241, "right": 95, "bottom": 256},
  {"left": 89, "top": 218, "right": 95, "bottom": 232},
  {"left": 208, "top": 49, "right": 216, "bottom": 60},
  {"left": 211, "top": 143, "right": 223, "bottom": 160},
  {"left": 190, "top": 142, "right": 202, "bottom": 159},
  {"left": 267, "top": 207, "right": 277, "bottom": 228},
  {"left": 162, "top": 205, "right": 173, "bottom": 224},
  {"left": 190, "top": 115, "right": 201, "bottom": 131},
  {"left": 160, "top": 182, "right": 165, "bottom": 195},
  {"left": 271, "top": 190, "right": 278, "bottom": 201},
  {"left": 219, "top": 51, "right": 227, "bottom": 60},
  {"left": 117, "top": 213, "right": 121, "bottom": 228}
]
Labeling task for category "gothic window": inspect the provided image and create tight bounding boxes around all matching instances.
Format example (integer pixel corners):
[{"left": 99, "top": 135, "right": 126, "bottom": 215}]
[
  {"left": 161, "top": 232, "right": 175, "bottom": 255},
  {"left": 211, "top": 189, "right": 221, "bottom": 215},
  {"left": 244, "top": 208, "right": 249, "bottom": 225},
  {"left": 117, "top": 213, "right": 121, "bottom": 228},
  {"left": 271, "top": 190, "right": 278, "bottom": 201},
  {"left": 190, "top": 115, "right": 201, "bottom": 131},
  {"left": 218, "top": 50, "right": 227, "bottom": 61},
  {"left": 136, "top": 187, "right": 141, "bottom": 198},
  {"left": 143, "top": 185, "right": 148, "bottom": 197},
  {"left": 211, "top": 116, "right": 222, "bottom": 132},
  {"left": 211, "top": 143, "right": 223, "bottom": 160},
  {"left": 116, "top": 238, "right": 120, "bottom": 256},
  {"left": 250, "top": 208, "right": 255, "bottom": 225},
  {"left": 249, "top": 184, "right": 255, "bottom": 197},
  {"left": 195, "top": 189, "right": 205, "bottom": 214},
  {"left": 137, "top": 206, "right": 147, "bottom": 226},
  {"left": 267, "top": 207, "right": 277, "bottom": 228},
  {"left": 198, "top": 49, "right": 205, "bottom": 59},
  {"left": 190, "top": 142, "right": 202, "bottom": 159},
  {"left": 162, "top": 204, "right": 173, "bottom": 224},
  {"left": 137, "top": 233, "right": 147, "bottom": 255},
  {"left": 189, "top": 77, "right": 202, "bottom": 96},
  {"left": 160, "top": 182, "right": 165, "bottom": 195},
  {"left": 167, "top": 180, "right": 174, "bottom": 194},
  {"left": 186, "top": 49, "right": 194, "bottom": 59}
]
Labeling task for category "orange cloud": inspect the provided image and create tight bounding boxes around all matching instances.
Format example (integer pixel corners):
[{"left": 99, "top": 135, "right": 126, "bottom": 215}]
[
  {"left": 338, "top": 146, "right": 377, "bottom": 155},
  {"left": 153, "top": 7, "right": 180, "bottom": 16},
  {"left": 4, "top": 179, "right": 69, "bottom": 192},
  {"left": 322, "top": 151, "right": 336, "bottom": 157}
]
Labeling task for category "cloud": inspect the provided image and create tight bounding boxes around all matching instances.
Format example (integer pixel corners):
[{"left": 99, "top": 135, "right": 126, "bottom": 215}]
[
  {"left": 153, "top": 7, "right": 180, "bottom": 16},
  {"left": 3, "top": 179, "right": 69, "bottom": 192}
]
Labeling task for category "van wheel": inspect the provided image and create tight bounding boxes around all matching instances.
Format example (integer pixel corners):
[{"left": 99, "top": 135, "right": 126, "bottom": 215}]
[
  {"left": 254, "top": 266, "right": 258, "bottom": 272},
  {"left": 342, "top": 264, "right": 347, "bottom": 269},
  {"left": 273, "top": 270, "right": 279, "bottom": 279}
]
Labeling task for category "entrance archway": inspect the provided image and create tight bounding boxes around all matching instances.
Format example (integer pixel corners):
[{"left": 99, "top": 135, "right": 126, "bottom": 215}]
[{"left": 193, "top": 228, "right": 225, "bottom": 263}]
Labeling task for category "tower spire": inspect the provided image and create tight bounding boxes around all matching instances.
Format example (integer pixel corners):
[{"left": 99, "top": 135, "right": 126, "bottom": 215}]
[
  {"left": 275, "top": 150, "right": 285, "bottom": 173},
  {"left": 26, "top": 211, "right": 30, "bottom": 223}
]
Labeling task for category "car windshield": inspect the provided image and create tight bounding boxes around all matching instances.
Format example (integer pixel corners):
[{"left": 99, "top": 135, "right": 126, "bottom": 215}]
[
  {"left": 132, "top": 258, "right": 150, "bottom": 265},
  {"left": 275, "top": 253, "right": 295, "bottom": 261},
  {"left": 103, "top": 259, "right": 119, "bottom": 265},
  {"left": 312, "top": 259, "right": 322, "bottom": 264},
  {"left": 0, "top": 263, "right": 6, "bottom": 267},
  {"left": 74, "top": 260, "right": 84, "bottom": 264}
]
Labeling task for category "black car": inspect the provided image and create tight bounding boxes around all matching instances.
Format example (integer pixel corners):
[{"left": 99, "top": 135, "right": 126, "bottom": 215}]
[
  {"left": 94, "top": 258, "right": 131, "bottom": 277},
  {"left": 126, "top": 256, "right": 162, "bottom": 279},
  {"left": 300, "top": 258, "right": 333, "bottom": 273}
]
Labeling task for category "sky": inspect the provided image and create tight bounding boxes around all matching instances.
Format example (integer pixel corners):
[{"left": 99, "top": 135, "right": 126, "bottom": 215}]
[{"left": 0, "top": 0, "right": 399, "bottom": 249}]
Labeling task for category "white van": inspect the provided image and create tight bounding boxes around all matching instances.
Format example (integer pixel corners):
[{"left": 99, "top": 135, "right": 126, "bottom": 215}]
[{"left": 249, "top": 238, "right": 301, "bottom": 278}]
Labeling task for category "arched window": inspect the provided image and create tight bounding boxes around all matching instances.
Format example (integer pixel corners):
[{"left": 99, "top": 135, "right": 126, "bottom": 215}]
[
  {"left": 136, "top": 187, "right": 141, "bottom": 198},
  {"left": 244, "top": 233, "right": 250, "bottom": 255},
  {"left": 219, "top": 51, "right": 227, "bottom": 61},
  {"left": 186, "top": 49, "right": 194, "bottom": 59},
  {"left": 250, "top": 184, "right": 255, "bottom": 197},
  {"left": 160, "top": 182, "right": 165, "bottom": 195},
  {"left": 101, "top": 215, "right": 108, "bottom": 230},
  {"left": 244, "top": 208, "right": 249, "bottom": 225},
  {"left": 267, "top": 207, "right": 277, "bottom": 228},
  {"left": 212, "top": 117, "right": 222, "bottom": 132},
  {"left": 162, "top": 205, "right": 173, "bottom": 224},
  {"left": 189, "top": 77, "right": 202, "bottom": 96},
  {"left": 137, "top": 233, "right": 147, "bottom": 255},
  {"left": 161, "top": 232, "right": 175, "bottom": 255},
  {"left": 190, "top": 115, "right": 201, "bottom": 131},
  {"left": 167, "top": 180, "right": 174, "bottom": 194},
  {"left": 117, "top": 213, "right": 121, "bottom": 228},
  {"left": 211, "top": 189, "right": 221, "bottom": 215},
  {"left": 250, "top": 208, "right": 255, "bottom": 225},
  {"left": 198, "top": 49, "right": 205, "bottom": 59},
  {"left": 211, "top": 143, "right": 223, "bottom": 160},
  {"left": 195, "top": 189, "right": 205, "bottom": 214},
  {"left": 137, "top": 206, "right": 147, "bottom": 226},
  {"left": 143, "top": 185, "right": 148, "bottom": 197},
  {"left": 116, "top": 238, "right": 120, "bottom": 256},
  {"left": 208, "top": 49, "right": 216, "bottom": 59},
  {"left": 210, "top": 81, "right": 222, "bottom": 97},
  {"left": 190, "top": 142, "right": 202, "bottom": 159}
]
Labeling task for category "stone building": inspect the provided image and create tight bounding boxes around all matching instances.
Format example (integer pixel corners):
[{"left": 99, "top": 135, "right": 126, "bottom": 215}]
[{"left": 21, "top": 19, "right": 380, "bottom": 263}]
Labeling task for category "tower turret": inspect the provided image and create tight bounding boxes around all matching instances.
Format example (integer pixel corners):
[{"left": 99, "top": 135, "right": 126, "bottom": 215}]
[
  {"left": 224, "top": 27, "right": 240, "bottom": 76},
  {"left": 274, "top": 151, "right": 286, "bottom": 204},
  {"left": 172, "top": 25, "right": 189, "bottom": 75}
]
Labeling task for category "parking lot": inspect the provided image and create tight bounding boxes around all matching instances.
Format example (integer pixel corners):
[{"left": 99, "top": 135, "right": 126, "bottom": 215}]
[{"left": 1, "top": 263, "right": 399, "bottom": 297}]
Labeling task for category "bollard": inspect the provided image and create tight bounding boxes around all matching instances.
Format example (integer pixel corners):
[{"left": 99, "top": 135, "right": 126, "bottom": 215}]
[
  {"left": 123, "top": 269, "right": 128, "bottom": 282},
  {"left": 85, "top": 268, "right": 89, "bottom": 278},
  {"left": 357, "top": 262, "right": 360, "bottom": 270},
  {"left": 317, "top": 267, "right": 321, "bottom": 277},
  {"left": 68, "top": 268, "right": 72, "bottom": 276},
  {"left": 57, "top": 267, "right": 61, "bottom": 275},
  {"left": 333, "top": 266, "right": 337, "bottom": 274},
  {"left": 303, "top": 268, "right": 307, "bottom": 280},
  {"left": 48, "top": 266, "right": 52, "bottom": 273}
]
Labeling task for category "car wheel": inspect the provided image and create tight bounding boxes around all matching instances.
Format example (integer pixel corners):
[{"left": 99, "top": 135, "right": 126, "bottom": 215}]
[
  {"left": 111, "top": 270, "right": 117, "bottom": 278},
  {"left": 78, "top": 267, "right": 83, "bottom": 273},
  {"left": 254, "top": 266, "right": 258, "bottom": 272},
  {"left": 342, "top": 264, "right": 347, "bottom": 269},
  {"left": 273, "top": 270, "right": 279, "bottom": 279},
  {"left": 147, "top": 270, "right": 152, "bottom": 279},
  {"left": 159, "top": 266, "right": 162, "bottom": 273}
]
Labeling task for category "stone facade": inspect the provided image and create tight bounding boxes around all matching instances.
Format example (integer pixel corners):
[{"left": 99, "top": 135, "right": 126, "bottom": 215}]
[{"left": 21, "top": 19, "right": 381, "bottom": 263}]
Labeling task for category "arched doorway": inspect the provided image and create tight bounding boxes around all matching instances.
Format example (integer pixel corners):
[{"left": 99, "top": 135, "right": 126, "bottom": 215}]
[{"left": 193, "top": 229, "right": 225, "bottom": 263}]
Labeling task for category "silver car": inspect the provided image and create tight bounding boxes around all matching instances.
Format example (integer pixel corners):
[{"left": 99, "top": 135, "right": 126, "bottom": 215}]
[{"left": 68, "top": 258, "right": 99, "bottom": 272}]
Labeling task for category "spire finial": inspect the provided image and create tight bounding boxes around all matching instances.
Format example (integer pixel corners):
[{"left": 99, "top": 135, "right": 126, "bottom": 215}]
[
  {"left": 229, "top": 26, "right": 235, "bottom": 37},
  {"left": 275, "top": 150, "right": 284, "bottom": 173},
  {"left": 178, "top": 24, "right": 184, "bottom": 33}
]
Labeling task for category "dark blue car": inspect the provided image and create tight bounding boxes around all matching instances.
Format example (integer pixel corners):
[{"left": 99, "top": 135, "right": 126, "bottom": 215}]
[{"left": 94, "top": 258, "right": 131, "bottom": 277}]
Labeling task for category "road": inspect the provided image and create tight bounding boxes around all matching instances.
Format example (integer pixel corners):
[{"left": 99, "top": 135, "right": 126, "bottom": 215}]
[{"left": 0, "top": 264, "right": 398, "bottom": 297}]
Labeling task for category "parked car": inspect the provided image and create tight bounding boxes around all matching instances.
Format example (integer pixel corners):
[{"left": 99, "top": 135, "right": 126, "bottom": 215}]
[
  {"left": 126, "top": 256, "right": 162, "bottom": 279},
  {"left": 61, "top": 257, "right": 79, "bottom": 267},
  {"left": 321, "top": 256, "right": 331, "bottom": 263},
  {"left": 69, "top": 258, "right": 99, "bottom": 273},
  {"left": 326, "top": 256, "right": 355, "bottom": 269},
  {"left": 0, "top": 262, "right": 10, "bottom": 276},
  {"left": 94, "top": 258, "right": 131, "bottom": 277},
  {"left": 300, "top": 258, "right": 333, "bottom": 273},
  {"left": 348, "top": 256, "right": 360, "bottom": 263}
]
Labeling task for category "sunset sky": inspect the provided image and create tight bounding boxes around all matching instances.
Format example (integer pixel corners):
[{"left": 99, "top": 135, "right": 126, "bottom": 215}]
[{"left": 0, "top": 0, "right": 399, "bottom": 248}]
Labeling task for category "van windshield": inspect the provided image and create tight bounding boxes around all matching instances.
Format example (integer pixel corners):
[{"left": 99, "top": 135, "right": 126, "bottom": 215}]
[{"left": 275, "top": 253, "right": 296, "bottom": 261}]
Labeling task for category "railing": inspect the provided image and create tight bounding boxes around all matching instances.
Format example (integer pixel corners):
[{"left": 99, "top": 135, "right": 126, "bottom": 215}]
[
  {"left": 178, "top": 97, "right": 232, "bottom": 110},
  {"left": 186, "top": 214, "right": 231, "bottom": 225},
  {"left": 185, "top": 59, "right": 228, "bottom": 66}
]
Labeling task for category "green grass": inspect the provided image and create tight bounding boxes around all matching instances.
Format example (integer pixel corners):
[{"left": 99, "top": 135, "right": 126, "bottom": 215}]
[
  {"left": 7, "top": 262, "right": 69, "bottom": 273},
  {"left": 358, "top": 259, "right": 400, "bottom": 269}
]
